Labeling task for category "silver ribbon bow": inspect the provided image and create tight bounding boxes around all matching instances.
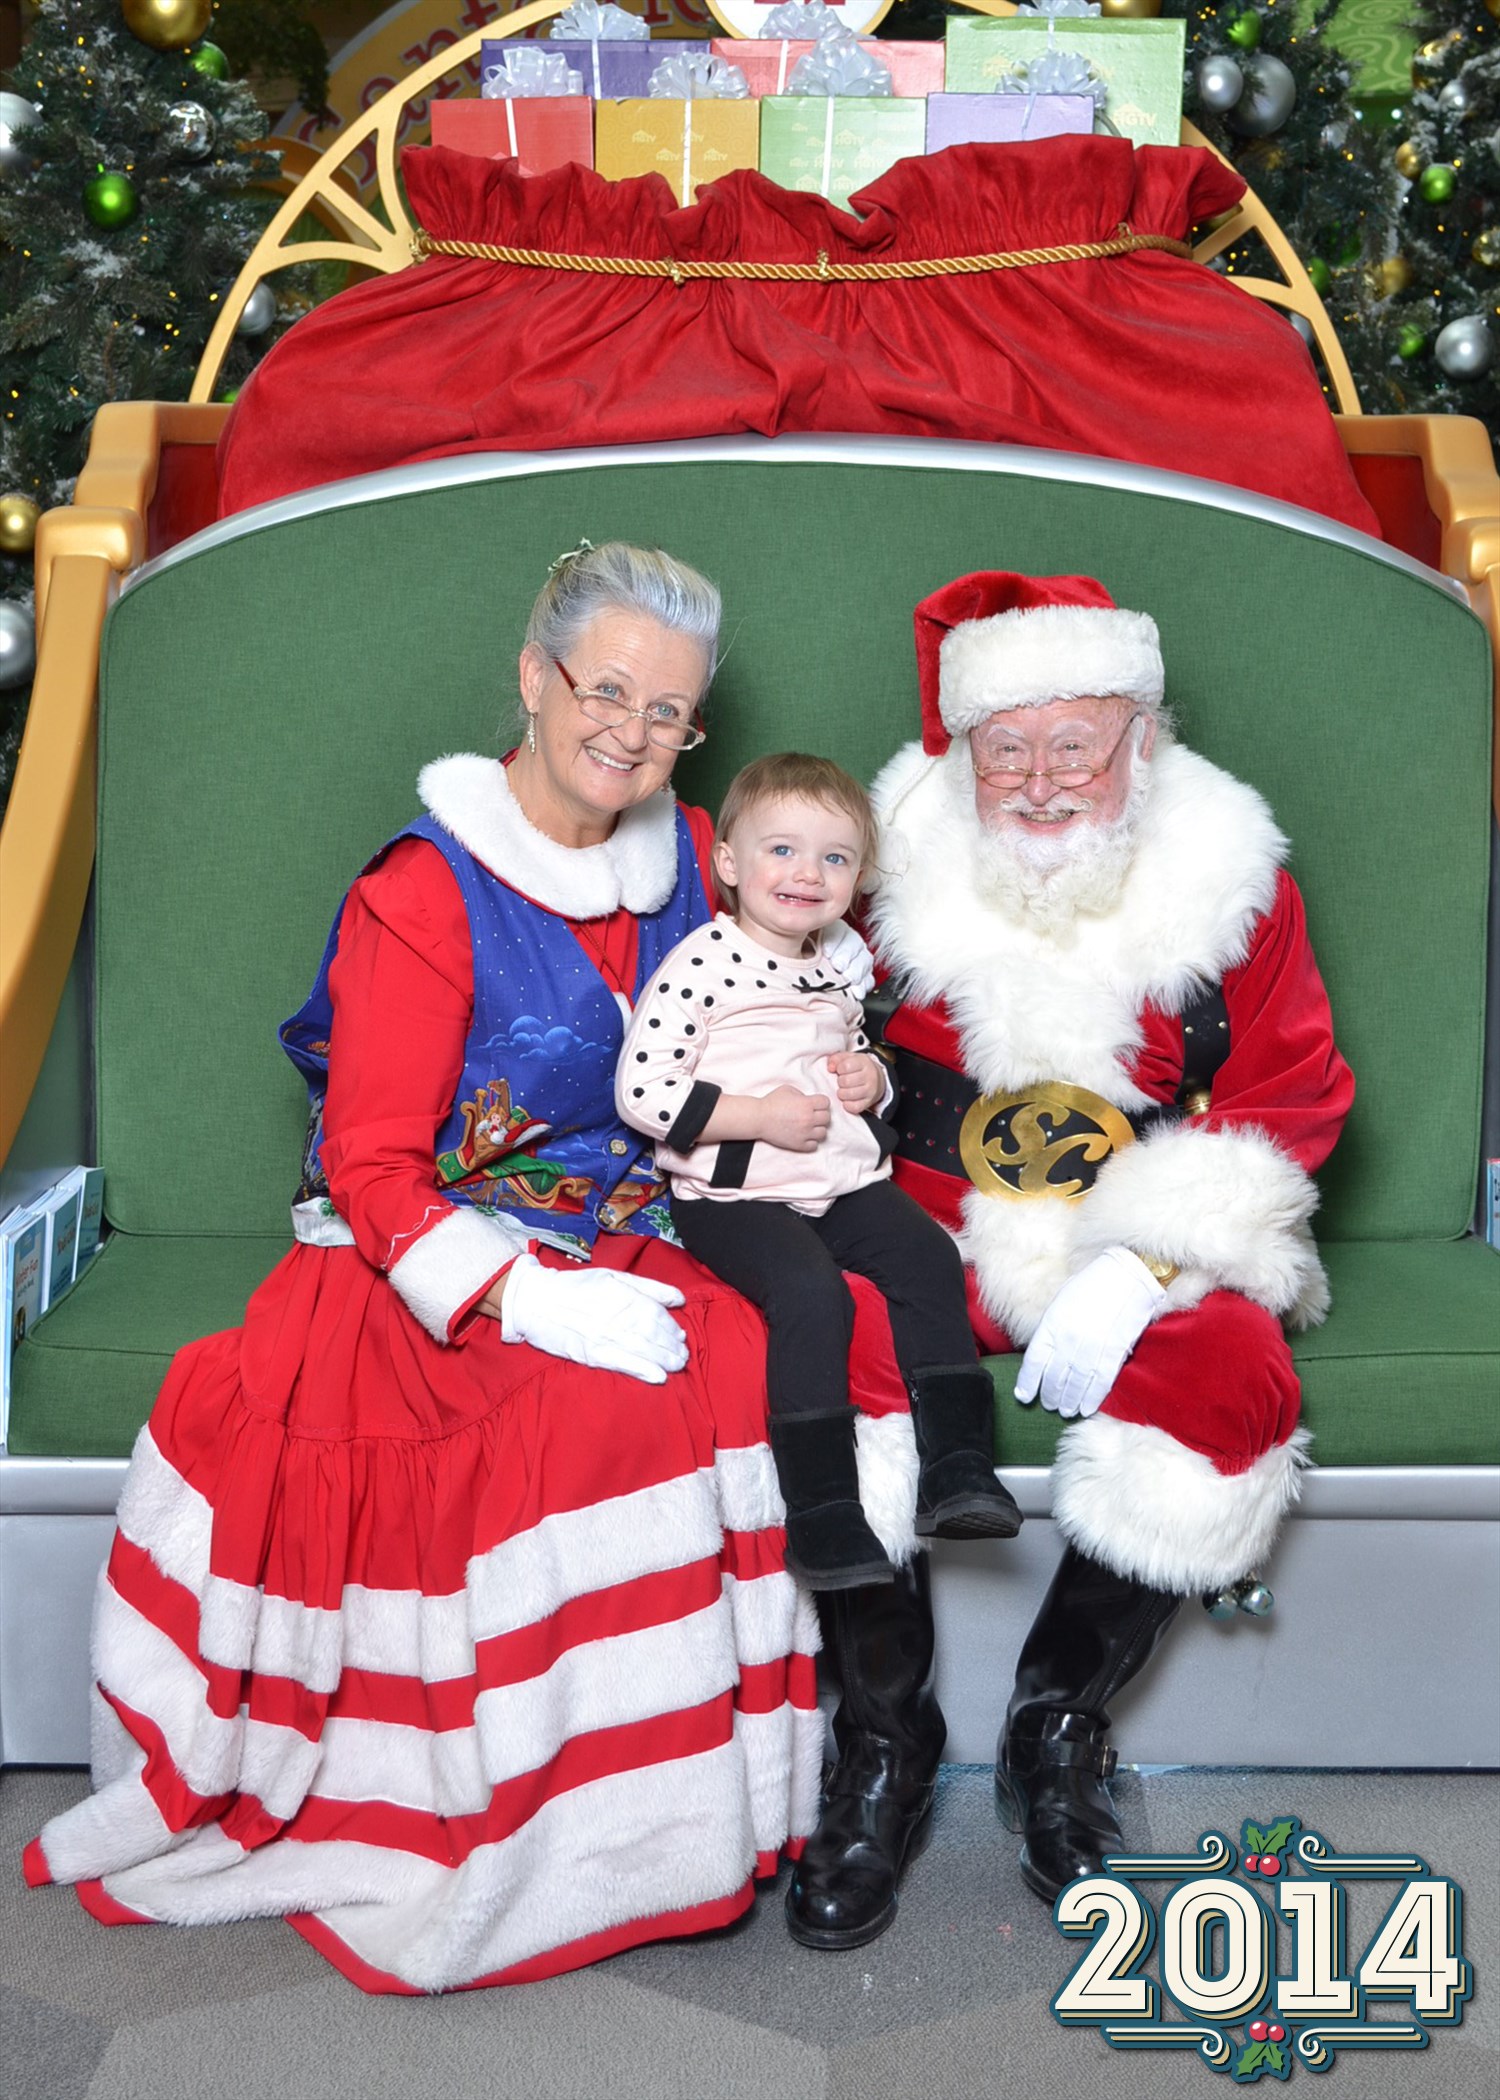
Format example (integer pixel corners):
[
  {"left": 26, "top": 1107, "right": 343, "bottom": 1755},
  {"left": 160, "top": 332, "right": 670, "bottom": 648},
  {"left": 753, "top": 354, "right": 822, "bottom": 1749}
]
[
  {"left": 548, "top": 0, "right": 649, "bottom": 40},
  {"left": 482, "top": 48, "right": 585, "bottom": 97},
  {"left": 1002, "top": 50, "right": 1108, "bottom": 107},
  {"left": 1015, "top": 1, "right": 1102, "bottom": 16},
  {"left": 648, "top": 52, "right": 751, "bottom": 99},
  {"left": 788, "top": 38, "right": 893, "bottom": 98},
  {"left": 762, "top": 0, "right": 853, "bottom": 41}
]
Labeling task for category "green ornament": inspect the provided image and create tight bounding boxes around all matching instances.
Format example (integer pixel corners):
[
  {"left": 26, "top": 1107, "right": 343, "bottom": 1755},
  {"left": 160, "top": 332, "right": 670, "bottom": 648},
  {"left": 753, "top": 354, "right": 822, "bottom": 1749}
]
[
  {"left": 188, "top": 41, "right": 228, "bottom": 79},
  {"left": 1397, "top": 323, "right": 1427, "bottom": 359},
  {"left": 1305, "top": 258, "right": 1331, "bottom": 296},
  {"left": 1226, "top": 10, "right": 1262, "bottom": 52},
  {"left": 83, "top": 170, "right": 138, "bottom": 229},
  {"left": 218, "top": 387, "right": 240, "bottom": 404},
  {"left": 1419, "top": 163, "right": 1457, "bottom": 204}
]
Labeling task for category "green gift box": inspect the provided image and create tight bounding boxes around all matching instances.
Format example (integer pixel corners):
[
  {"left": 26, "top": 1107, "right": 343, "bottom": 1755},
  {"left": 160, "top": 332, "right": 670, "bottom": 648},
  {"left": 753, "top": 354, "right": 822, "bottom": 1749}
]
[
  {"left": 943, "top": 17, "right": 1186, "bottom": 150},
  {"left": 759, "top": 97, "right": 928, "bottom": 212}
]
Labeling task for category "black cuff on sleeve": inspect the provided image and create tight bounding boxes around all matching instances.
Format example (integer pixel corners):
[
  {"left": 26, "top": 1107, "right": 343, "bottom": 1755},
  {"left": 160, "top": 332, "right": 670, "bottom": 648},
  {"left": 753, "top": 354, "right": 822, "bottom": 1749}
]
[{"left": 666, "top": 1079, "right": 722, "bottom": 1152}]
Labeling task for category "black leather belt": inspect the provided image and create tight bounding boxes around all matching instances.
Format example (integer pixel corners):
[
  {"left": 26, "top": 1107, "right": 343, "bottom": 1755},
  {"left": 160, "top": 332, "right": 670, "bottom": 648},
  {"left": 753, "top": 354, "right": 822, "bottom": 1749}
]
[{"left": 889, "top": 983, "right": 1229, "bottom": 1202}]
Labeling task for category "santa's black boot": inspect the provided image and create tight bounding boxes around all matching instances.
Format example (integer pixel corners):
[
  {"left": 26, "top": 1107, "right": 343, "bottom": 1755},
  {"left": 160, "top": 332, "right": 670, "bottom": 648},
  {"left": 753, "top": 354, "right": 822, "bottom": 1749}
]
[
  {"left": 909, "top": 1365, "right": 1024, "bottom": 1539},
  {"left": 995, "top": 1544, "right": 1180, "bottom": 1904},
  {"left": 770, "top": 1411, "right": 895, "bottom": 1592},
  {"left": 786, "top": 1555, "right": 947, "bottom": 1950}
]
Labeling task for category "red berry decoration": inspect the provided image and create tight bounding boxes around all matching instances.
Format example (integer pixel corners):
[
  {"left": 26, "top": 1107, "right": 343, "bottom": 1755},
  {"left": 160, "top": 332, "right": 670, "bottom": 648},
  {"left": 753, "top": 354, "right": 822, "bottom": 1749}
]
[
  {"left": 1244, "top": 1853, "right": 1261, "bottom": 1872},
  {"left": 1259, "top": 1855, "right": 1282, "bottom": 1876},
  {"left": 1268, "top": 2024, "right": 1286, "bottom": 2042},
  {"left": 1249, "top": 2019, "right": 1269, "bottom": 2041}
]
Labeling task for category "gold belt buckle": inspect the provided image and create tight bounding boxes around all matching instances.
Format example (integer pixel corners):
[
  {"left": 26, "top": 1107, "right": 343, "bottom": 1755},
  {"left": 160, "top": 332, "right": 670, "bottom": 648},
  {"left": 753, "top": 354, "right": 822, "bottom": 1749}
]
[{"left": 958, "top": 1083, "right": 1136, "bottom": 1201}]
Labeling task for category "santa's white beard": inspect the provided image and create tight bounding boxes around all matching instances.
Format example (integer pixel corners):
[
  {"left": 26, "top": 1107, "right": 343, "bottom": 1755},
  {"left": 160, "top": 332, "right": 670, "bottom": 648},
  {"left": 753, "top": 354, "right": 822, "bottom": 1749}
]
[{"left": 957, "top": 749, "right": 1151, "bottom": 934}]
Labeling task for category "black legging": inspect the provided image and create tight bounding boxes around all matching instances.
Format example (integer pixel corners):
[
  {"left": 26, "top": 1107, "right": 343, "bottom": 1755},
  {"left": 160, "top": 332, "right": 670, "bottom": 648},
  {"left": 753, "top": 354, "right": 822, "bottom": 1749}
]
[{"left": 672, "top": 1178, "right": 977, "bottom": 1418}]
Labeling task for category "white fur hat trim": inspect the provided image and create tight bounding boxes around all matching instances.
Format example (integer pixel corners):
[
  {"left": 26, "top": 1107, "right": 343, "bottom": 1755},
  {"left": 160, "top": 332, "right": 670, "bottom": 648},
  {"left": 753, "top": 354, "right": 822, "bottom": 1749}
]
[{"left": 939, "top": 604, "right": 1164, "bottom": 734}]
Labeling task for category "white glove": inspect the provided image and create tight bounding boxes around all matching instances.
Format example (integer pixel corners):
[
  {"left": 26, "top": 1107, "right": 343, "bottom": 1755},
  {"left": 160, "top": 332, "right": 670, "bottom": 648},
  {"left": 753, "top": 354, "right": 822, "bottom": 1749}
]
[
  {"left": 820, "top": 919, "right": 876, "bottom": 997},
  {"left": 501, "top": 1254, "right": 689, "bottom": 1385},
  {"left": 1015, "top": 1247, "right": 1165, "bottom": 1419}
]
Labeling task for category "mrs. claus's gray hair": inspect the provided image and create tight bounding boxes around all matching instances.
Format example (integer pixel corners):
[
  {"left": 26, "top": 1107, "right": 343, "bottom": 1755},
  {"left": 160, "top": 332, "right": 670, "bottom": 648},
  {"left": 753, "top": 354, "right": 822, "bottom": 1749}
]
[{"left": 525, "top": 540, "right": 722, "bottom": 690}]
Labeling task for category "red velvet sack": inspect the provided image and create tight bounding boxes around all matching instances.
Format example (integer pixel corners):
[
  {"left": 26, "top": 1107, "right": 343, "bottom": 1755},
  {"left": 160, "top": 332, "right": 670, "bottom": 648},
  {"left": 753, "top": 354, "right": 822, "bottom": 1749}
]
[{"left": 217, "top": 138, "right": 1378, "bottom": 538}]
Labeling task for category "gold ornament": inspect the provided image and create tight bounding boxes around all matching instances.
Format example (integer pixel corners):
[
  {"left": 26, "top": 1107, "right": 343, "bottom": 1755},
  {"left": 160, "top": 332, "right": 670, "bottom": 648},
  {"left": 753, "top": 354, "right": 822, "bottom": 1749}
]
[
  {"left": 1412, "top": 32, "right": 1464, "bottom": 87},
  {"left": 119, "top": 0, "right": 212, "bottom": 53},
  {"left": 1370, "top": 255, "right": 1414, "bottom": 298},
  {"left": 1394, "top": 140, "right": 1423, "bottom": 180},
  {"left": 1097, "top": 0, "right": 1163, "bottom": 16},
  {"left": 0, "top": 493, "right": 40, "bottom": 555},
  {"left": 1473, "top": 228, "right": 1500, "bottom": 269},
  {"left": 1488, "top": 0, "right": 1499, "bottom": 18}
]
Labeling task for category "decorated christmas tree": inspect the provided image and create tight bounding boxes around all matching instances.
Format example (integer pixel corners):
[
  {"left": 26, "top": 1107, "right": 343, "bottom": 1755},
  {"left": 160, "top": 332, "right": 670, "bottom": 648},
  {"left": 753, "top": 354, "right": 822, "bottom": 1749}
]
[
  {"left": 0, "top": 0, "right": 285, "bottom": 807},
  {"left": 1336, "top": 2, "right": 1500, "bottom": 430}
]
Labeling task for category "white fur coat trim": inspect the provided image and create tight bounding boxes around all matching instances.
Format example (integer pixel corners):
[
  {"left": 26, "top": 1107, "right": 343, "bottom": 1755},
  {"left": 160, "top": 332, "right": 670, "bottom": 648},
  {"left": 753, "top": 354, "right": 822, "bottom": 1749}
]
[
  {"left": 939, "top": 605, "right": 1163, "bottom": 733},
  {"left": 419, "top": 753, "right": 681, "bottom": 918},
  {"left": 387, "top": 1204, "right": 530, "bottom": 1342},
  {"left": 855, "top": 1409, "right": 922, "bottom": 1566},
  {"left": 1052, "top": 1415, "right": 1312, "bottom": 1593}
]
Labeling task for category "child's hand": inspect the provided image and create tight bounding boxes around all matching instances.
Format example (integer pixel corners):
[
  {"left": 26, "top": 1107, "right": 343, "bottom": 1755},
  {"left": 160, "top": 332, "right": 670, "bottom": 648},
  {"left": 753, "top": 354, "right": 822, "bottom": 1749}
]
[
  {"left": 828, "top": 1052, "right": 885, "bottom": 1115},
  {"left": 758, "top": 1086, "right": 832, "bottom": 1152}
]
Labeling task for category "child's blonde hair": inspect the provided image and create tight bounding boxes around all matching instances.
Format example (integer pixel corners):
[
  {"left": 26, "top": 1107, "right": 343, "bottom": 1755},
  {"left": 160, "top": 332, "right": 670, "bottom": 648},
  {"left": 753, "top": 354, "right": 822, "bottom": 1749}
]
[{"left": 714, "top": 754, "right": 880, "bottom": 914}]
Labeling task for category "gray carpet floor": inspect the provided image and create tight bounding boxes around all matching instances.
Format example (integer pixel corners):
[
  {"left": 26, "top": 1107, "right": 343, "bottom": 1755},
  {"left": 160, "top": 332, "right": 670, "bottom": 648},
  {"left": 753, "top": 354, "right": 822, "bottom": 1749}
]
[{"left": 3, "top": 1765, "right": 1496, "bottom": 2100}]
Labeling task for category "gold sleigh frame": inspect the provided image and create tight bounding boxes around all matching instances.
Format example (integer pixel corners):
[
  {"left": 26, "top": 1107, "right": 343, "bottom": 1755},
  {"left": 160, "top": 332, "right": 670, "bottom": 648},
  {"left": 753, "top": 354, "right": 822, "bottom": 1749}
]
[{"left": 189, "top": 0, "right": 1360, "bottom": 409}]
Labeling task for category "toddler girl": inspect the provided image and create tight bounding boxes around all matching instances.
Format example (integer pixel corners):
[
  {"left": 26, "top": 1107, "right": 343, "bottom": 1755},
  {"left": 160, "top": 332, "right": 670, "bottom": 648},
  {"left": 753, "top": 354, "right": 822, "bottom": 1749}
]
[{"left": 617, "top": 754, "right": 1022, "bottom": 1588}]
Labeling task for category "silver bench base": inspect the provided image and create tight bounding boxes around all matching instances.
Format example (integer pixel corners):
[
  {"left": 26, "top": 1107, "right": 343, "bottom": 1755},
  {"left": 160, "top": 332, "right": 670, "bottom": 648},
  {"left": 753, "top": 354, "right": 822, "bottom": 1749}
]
[{"left": 3, "top": 1461, "right": 1497, "bottom": 1769}]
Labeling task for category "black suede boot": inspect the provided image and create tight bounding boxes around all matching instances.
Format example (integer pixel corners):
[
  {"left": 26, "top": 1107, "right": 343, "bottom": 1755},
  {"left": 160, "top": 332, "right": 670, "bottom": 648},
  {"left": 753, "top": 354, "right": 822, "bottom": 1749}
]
[
  {"left": 770, "top": 1411, "right": 894, "bottom": 1591},
  {"left": 995, "top": 1544, "right": 1180, "bottom": 1904},
  {"left": 910, "top": 1365, "right": 1024, "bottom": 1540},
  {"left": 786, "top": 1555, "right": 947, "bottom": 1950}
]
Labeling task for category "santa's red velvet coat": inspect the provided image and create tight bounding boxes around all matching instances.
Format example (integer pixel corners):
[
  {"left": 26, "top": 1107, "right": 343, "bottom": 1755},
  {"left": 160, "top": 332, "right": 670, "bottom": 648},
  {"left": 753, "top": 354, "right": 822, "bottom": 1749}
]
[{"left": 868, "top": 736, "right": 1355, "bottom": 1595}]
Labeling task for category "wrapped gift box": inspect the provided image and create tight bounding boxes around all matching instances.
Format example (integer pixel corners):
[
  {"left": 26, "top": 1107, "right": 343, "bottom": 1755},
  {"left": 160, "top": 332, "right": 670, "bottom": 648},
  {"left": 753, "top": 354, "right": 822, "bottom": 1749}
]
[
  {"left": 758, "top": 96, "right": 927, "bottom": 212},
  {"left": 432, "top": 96, "right": 595, "bottom": 177},
  {"left": 943, "top": 18, "right": 1186, "bottom": 149},
  {"left": 483, "top": 39, "right": 709, "bottom": 101},
  {"left": 925, "top": 91, "right": 1095, "bottom": 154},
  {"left": 595, "top": 97, "right": 761, "bottom": 204},
  {"left": 714, "top": 39, "right": 945, "bottom": 99}
]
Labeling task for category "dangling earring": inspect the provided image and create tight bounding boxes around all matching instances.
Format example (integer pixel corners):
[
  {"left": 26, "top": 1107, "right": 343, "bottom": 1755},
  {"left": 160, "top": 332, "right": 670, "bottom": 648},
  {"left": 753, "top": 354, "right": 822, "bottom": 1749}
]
[{"left": 526, "top": 712, "right": 537, "bottom": 755}]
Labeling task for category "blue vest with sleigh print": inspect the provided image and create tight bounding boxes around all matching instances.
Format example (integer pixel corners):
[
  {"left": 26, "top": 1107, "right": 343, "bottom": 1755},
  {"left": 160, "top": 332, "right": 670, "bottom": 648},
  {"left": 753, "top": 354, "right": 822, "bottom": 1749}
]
[{"left": 280, "top": 811, "right": 709, "bottom": 1254}]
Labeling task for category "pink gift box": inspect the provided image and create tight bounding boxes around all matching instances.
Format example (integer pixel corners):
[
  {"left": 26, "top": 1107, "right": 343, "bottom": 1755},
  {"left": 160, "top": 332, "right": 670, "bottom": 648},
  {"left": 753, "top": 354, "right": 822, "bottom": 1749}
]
[
  {"left": 924, "top": 92, "right": 1095, "bottom": 154},
  {"left": 431, "top": 96, "right": 594, "bottom": 177},
  {"left": 713, "top": 39, "right": 945, "bottom": 99}
]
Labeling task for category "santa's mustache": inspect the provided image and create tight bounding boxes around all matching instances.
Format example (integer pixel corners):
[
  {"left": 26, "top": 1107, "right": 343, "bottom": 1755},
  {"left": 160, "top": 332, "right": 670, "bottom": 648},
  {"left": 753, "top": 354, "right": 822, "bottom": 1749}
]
[{"left": 992, "top": 791, "right": 1095, "bottom": 821}]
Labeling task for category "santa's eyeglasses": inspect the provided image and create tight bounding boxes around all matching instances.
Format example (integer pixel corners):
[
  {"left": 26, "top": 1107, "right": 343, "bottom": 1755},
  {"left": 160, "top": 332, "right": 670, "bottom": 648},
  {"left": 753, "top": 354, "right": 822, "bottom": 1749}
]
[
  {"left": 972, "top": 711, "right": 1144, "bottom": 791},
  {"left": 551, "top": 657, "right": 706, "bottom": 753}
]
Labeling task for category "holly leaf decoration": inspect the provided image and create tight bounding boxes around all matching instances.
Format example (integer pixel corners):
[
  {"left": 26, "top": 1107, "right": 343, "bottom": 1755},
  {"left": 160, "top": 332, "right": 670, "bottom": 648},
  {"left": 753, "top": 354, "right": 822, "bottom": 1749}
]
[
  {"left": 1232, "top": 2039, "right": 1289, "bottom": 2083},
  {"left": 1263, "top": 1819, "right": 1296, "bottom": 1856},
  {"left": 1243, "top": 1821, "right": 1267, "bottom": 1852}
]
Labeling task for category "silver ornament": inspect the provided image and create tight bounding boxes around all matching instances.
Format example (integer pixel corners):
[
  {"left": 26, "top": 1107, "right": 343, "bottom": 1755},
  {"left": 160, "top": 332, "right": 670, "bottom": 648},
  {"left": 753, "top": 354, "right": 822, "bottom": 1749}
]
[
  {"left": 1437, "top": 77, "right": 1470, "bottom": 120},
  {"left": 0, "top": 599, "right": 36, "bottom": 691},
  {"left": 236, "top": 282, "right": 278, "bottom": 338},
  {"left": 1435, "top": 314, "right": 1495, "bottom": 378},
  {"left": 1236, "top": 1580, "right": 1275, "bottom": 1617},
  {"left": 0, "top": 90, "right": 42, "bottom": 175},
  {"left": 1204, "top": 1589, "right": 1239, "bottom": 1621},
  {"left": 165, "top": 100, "right": 214, "bottom": 159},
  {"left": 1288, "top": 312, "right": 1315, "bottom": 347},
  {"left": 1226, "top": 53, "right": 1297, "bottom": 139},
  {"left": 1197, "top": 53, "right": 1244, "bottom": 115}
]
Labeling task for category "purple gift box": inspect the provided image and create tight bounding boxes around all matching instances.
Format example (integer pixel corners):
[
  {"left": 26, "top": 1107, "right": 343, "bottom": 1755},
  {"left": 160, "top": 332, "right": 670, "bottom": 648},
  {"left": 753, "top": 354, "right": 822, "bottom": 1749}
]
[
  {"left": 482, "top": 40, "right": 709, "bottom": 101},
  {"left": 925, "top": 92, "right": 1094, "bottom": 154}
]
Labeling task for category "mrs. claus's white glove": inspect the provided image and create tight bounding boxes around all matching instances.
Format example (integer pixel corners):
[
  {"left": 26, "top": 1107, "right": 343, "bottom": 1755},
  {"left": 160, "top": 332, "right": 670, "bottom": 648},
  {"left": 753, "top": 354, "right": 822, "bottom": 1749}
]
[
  {"left": 501, "top": 1253, "right": 689, "bottom": 1385},
  {"left": 1015, "top": 1247, "right": 1166, "bottom": 1419}
]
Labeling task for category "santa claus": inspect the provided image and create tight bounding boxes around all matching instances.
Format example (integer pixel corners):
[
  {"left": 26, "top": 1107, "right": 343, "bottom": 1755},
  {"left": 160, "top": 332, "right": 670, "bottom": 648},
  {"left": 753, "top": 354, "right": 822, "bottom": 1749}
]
[{"left": 786, "top": 570, "right": 1354, "bottom": 1944}]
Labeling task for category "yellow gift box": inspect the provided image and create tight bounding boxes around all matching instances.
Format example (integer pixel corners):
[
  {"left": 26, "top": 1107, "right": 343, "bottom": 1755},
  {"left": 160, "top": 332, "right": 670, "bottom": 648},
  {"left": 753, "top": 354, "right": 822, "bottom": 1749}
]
[{"left": 595, "top": 98, "right": 762, "bottom": 206}]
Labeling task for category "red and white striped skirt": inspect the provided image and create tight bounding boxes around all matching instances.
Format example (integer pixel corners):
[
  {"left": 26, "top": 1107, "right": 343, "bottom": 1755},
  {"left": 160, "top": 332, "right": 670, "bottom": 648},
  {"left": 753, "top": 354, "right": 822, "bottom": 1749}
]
[{"left": 25, "top": 1238, "right": 824, "bottom": 1992}]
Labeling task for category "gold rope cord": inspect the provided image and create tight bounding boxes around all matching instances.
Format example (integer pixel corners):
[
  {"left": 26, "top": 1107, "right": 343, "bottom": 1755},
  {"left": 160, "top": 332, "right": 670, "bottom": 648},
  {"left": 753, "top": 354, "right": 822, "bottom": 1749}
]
[{"left": 408, "top": 220, "right": 1193, "bottom": 285}]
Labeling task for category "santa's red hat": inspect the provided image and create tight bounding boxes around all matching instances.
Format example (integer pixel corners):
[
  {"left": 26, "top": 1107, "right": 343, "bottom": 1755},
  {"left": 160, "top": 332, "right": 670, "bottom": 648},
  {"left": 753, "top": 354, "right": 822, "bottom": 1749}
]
[{"left": 914, "top": 571, "right": 1165, "bottom": 756}]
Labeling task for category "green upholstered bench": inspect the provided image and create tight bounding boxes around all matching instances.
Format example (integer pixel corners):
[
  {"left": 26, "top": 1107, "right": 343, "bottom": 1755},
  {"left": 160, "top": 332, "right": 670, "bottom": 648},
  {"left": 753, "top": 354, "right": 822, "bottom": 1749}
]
[{"left": 4, "top": 435, "right": 1497, "bottom": 1767}]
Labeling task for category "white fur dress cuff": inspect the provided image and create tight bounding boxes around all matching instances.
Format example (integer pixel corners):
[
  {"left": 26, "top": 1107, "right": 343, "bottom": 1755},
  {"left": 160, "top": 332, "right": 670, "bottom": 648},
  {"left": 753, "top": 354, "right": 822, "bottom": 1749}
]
[
  {"left": 1077, "top": 1122, "right": 1330, "bottom": 1330},
  {"left": 386, "top": 1205, "right": 531, "bottom": 1342}
]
